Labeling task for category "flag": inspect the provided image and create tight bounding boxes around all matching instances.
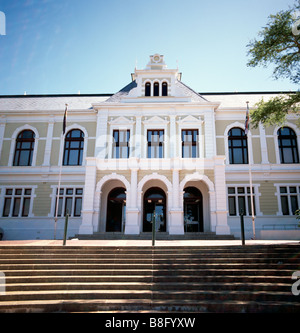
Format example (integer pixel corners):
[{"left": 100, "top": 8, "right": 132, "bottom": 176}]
[
  {"left": 63, "top": 104, "right": 68, "bottom": 135},
  {"left": 245, "top": 102, "right": 249, "bottom": 135}
]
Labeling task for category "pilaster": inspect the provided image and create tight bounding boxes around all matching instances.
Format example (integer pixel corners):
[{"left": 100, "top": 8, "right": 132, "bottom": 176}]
[{"left": 79, "top": 158, "right": 97, "bottom": 234}]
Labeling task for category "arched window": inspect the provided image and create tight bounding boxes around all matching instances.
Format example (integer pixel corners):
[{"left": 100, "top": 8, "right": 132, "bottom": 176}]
[
  {"left": 277, "top": 127, "right": 299, "bottom": 164},
  {"left": 153, "top": 82, "right": 159, "bottom": 96},
  {"left": 63, "top": 129, "right": 84, "bottom": 166},
  {"left": 13, "top": 130, "right": 35, "bottom": 166},
  {"left": 162, "top": 82, "right": 168, "bottom": 96},
  {"left": 228, "top": 127, "right": 248, "bottom": 164},
  {"left": 145, "top": 82, "right": 151, "bottom": 96}
]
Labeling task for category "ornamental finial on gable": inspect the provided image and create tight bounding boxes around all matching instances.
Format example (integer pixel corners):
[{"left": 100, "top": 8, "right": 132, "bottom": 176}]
[{"left": 146, "top": 54, "right": 167, "bottom": 70}]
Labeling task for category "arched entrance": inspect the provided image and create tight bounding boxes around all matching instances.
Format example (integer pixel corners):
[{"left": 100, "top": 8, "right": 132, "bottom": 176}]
[
  {"left": 143, "top": 187, "right": 166, "bottom": 232},
  {"left": 106, "top": 187, "right": 126, "bottom": 232},
  {"left": 184, "top": 186, "right": 203, "bottom": 232}
]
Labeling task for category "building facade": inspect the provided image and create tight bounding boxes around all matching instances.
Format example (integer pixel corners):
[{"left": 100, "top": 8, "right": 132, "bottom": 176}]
[{"left": 0, "top": 54, "right": 299, "bottom": 240}]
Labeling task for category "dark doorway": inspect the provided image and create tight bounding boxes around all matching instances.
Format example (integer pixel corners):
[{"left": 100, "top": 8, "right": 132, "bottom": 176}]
[
  {"left": 184, "top": 187, "right": 203, "bottom": 232},
  {"left": 143, "top": 187, "right": 166, "bottom": 232},
  {"left": 106, "top": 187, "right": 126, "bottom": 232}
]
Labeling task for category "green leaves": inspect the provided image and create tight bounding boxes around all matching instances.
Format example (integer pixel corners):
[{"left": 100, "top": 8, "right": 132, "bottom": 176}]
[
  {"left": 247, "top": 1, "right": 300, "bottom": 128},
  {"left": 250, "top": 92, "right": 300, "bottom": 128}
]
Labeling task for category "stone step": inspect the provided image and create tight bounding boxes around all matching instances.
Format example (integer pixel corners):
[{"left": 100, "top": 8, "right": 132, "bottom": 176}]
[
  {"left": 75, "top": 232, "right": 236, "bottom": 240},
  {"left": 4, "top": 281, "right": 293, "bottom": 292},
  {"left": 1, "top": 262, "right": 299, "bottom": 271},
  {"left": 0, "top": 289, "right": 297, "bottom": 303},
  {"left": 0, "top": 258, "right": 298, "bottom": 265},
  {"left": 0, "top": 298, "right": 299, "bottom": 313},
  {"left": 0, "top": 245, "right": 299, "bottom": 254},
  {"left": 4, "top": 274, "right": 293, "bottom": 284},
  {"left": 0, "top": 244, "right": 299, "bottom": 313},
  {"left": 2, "top": 266, "right": 294, "bottom": 277}
]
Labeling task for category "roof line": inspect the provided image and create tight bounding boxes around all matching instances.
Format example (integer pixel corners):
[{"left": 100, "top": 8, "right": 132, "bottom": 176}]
[
  {"left": 200, "top": 91, "right": 298, "bottom": 95},
  {"left": 0, "top": 91, "right": 298, "bottom": 98},
  {"left": 0, "top": 93, "right": 114, "bottom": 99}
]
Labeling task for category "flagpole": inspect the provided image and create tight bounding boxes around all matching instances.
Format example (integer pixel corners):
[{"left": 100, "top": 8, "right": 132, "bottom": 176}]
[
  {"left": 54, "top": 104, "right": 68, "bottom": 240},
  {"left": 246, "top": 101, "right": 256, "bottom": 239}
]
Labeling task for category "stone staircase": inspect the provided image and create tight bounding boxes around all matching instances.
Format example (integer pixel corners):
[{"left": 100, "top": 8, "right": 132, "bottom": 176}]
[
  {"left": 0, "top": 244, "right": 299, "bottom": 313},
  {"left": 75, "top": 232, "right": 236, "bottom": 240}
]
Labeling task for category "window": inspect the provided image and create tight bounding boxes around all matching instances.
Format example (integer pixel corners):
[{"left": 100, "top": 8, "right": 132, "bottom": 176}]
[
  {"left": 278, "top": 127, "right": 299, "bottom": 164},
  {"left": 63, "top": 129, "right": 84, "bottom": 166},
  {"left": 54, "top": 187, "right": 83, "bottom": 217},
  {"left": 228, "top": 127, "right": 248, "bottom": 164},
  {"left": 278, "top": 186, "right": 299, "bottom": 215},
  {"left": 2, "top": 188, "right": 33, "bottom": 217},
  {"left": 13, "top": 130, "right": 35, "bottom": 166},
  {"left": 228, "top": 186, "right": 256, "bottom": 216},
  {"left": 182, "top": 130, "right": 199, "bottom": 158},
  {"left": 145, "top": 82, "right": 151, "bottom": 96},
  {"left": 153, "top": 82, "right": 159, "bottom": 96},
  {"left": 162, "top": 82, "right": 168, "bottom": 96},
  {"left": 113, "top": 130, "right": 130, "bottom": 158},
  {"left": 147, "top": 130, "right": 164, "bottom": 158}
]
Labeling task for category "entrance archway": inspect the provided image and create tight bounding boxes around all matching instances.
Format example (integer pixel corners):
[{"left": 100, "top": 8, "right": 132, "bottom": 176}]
[
  {"left": 184, "top": 186, "right": 203, "bottom": 232},
  {"left": 143, "top": 187, "right": 166, "bottom": 232},
  {"left": 106, "top": 187, "right": 126, "bottom": 232}
]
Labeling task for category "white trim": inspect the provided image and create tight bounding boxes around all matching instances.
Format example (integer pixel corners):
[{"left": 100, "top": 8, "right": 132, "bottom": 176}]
[
  {"left": 274, "top": 183, "right": 300, "bottom": 216},
  {"left": 224, "top": 122, "right": 253, "bottom": 165},
  {"left": 0, "top": 185, "right": 37, "bottom": 218},
  {"left": 58, "top": 124, "right": 88, "bottom": 166},
  {"left": 8, "top": 125, "right": 40, "bottom": 167},
  {"left": 226, "top": 183, "right": 262, "bottom": 217},
  {"left": 142, "top": 117, "right": 169, "bottom": 159},
  {"left": 108, "top": 118, "right": 134, "bottom": 159},
  {"left": 49, "top": 185, "right": 84, "bottom": 218},
  {"left": 273, "top": 123, "right": 300, "bottom": 165}
]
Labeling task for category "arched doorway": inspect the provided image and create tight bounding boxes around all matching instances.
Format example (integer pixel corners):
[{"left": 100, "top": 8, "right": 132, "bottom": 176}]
[
  {"left": 143, "top": 187, "right": 166, "bottom": 232},
  {"left": 106, "top": 187, "right": 126, "bottom": 232},
  {"left": 184, "top": 187, "right": 203, "bottom": 232}
]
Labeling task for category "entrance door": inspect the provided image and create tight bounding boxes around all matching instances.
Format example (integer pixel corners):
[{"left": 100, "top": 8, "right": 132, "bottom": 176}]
[
  {"left": 184, "top": 187, "right": 203, "bottom": 232},
  {"left": 106, "top": 187, "right": 126, "bottom": 232},
  {"left": 143, "top": 187, "right": 166, "bottom": 232}
]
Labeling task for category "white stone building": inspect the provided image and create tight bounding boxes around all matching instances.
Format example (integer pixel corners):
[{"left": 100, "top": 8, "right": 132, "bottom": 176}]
[{"left": 0, "top": 54, "right": 299, "bottom": 240}]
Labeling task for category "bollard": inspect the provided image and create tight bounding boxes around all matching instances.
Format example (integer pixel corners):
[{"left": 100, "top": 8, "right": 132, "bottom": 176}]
[
  {"left": 239, "top": 209, "right": 245, "bottom": 246},
  {"left": 152, "top": 211, "right": 156, "bottom": 247},
  {"left": 63, "top": 213, "right": 69, "bottom": 246}
]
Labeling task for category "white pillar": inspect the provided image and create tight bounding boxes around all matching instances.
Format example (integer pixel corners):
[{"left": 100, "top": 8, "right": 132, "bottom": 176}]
[
  {"left": 95, "top": 110, "right": 108, "bottom": 159},
  {"left": 169, "top": 169, "right": 184, "bottom": 235},
  {"left": 43, "top": 118, "right": 54, "bottom": 166},
  {"left": 125, "top": 168, "right": 139, "bottom": 235},
  {"left": 259, "top": 123, "right": 269, "bottom": 164},
  {"left": 79, "top": 158, "right": 97, "bottom": 234},
  {"left": 204, "top": 112, "right": 216, "bottom": 158},
  {"left": 135, "top": 116, "right": 142, "bottom": 158},
  {"left": 169, "top": 114, "right": 176, "bottom": 158},
  {"left": 214, "top": 156, "right": 230, "bottom": 235}
]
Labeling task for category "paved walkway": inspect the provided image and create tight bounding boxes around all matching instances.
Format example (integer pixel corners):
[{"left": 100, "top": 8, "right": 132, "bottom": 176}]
[{"left": 0, "top": 239, "right": 299, "bottom": 247}]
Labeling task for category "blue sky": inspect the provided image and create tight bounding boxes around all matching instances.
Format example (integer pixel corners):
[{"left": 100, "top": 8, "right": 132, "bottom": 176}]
[{"left": 0, "top": 0, "right": 298, "bottom": 95}]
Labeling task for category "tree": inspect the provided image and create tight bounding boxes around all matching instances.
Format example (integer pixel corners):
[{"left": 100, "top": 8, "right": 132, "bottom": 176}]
[{"left": 247, "top": 0, "right": 300, "bottom": 128}]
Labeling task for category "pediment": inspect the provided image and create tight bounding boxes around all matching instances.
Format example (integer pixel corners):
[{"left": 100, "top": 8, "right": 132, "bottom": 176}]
[
  {"left": 109, "top": 116, "right": 134, "bottom": 124},
  {"left": 143, "top": 116, "right": 168, "bottom": 124},
  {"left": 177, "top": 115, "right": 202, "bottom": 123}
]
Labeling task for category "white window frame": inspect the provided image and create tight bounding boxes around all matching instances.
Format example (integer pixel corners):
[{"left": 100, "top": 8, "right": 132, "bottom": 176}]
[
  {"left": 49, "top": 185, "right": 84, "bottom": 218},
  {"left": 142, "top": 118, "right": 169, "bottom": 159},
  {"left": 0, "top": 186, "right": 36, "bottom": 217},
  {"left": 227, "top": 184, "right": 261, "bottom": 217},
  {"left": 274, "top": 184, "right": 300, "bottom": 216},
  {"left": 8, "top": 125, "right": 39, "bottom": 167}
]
